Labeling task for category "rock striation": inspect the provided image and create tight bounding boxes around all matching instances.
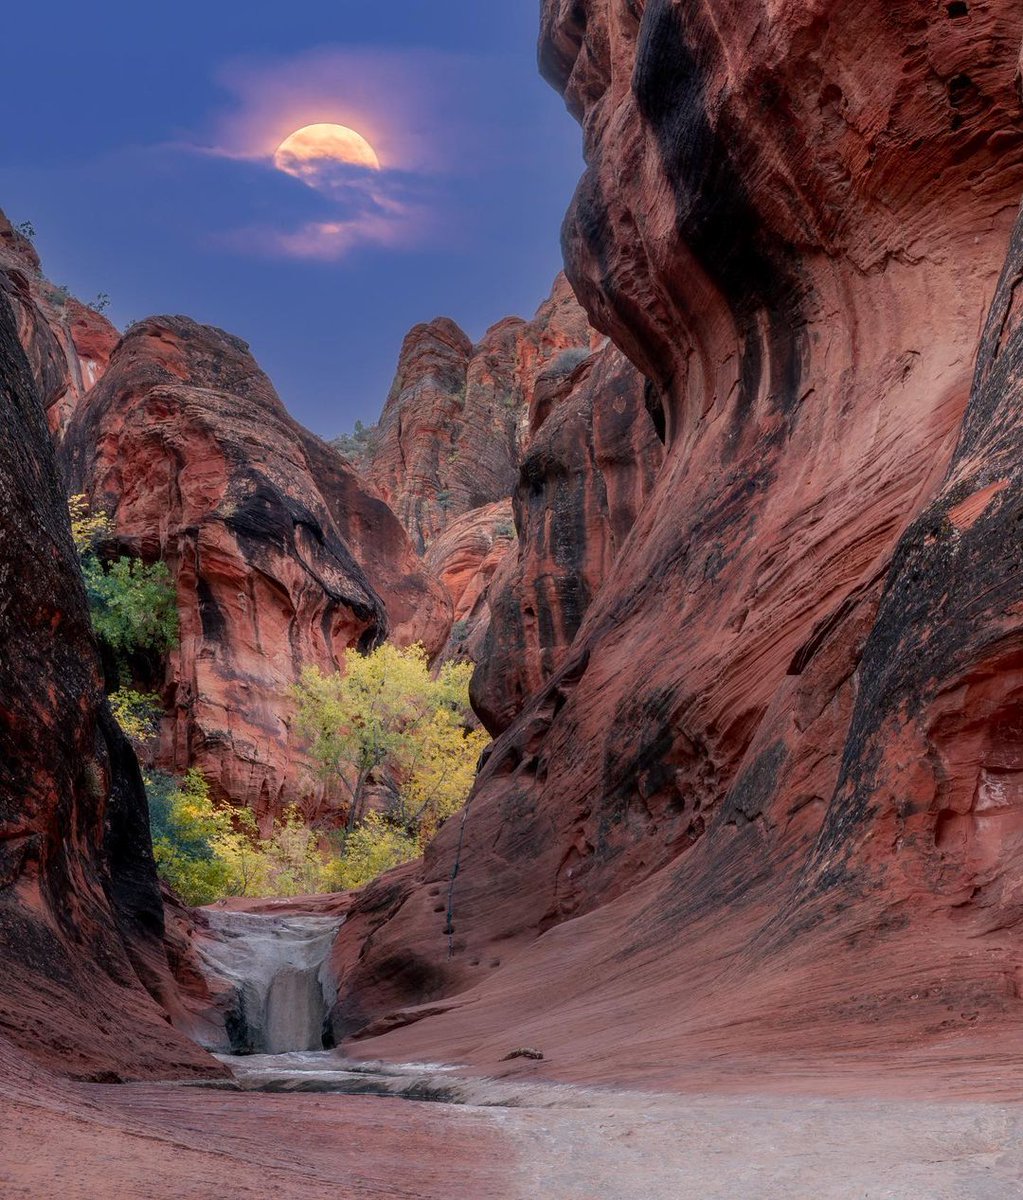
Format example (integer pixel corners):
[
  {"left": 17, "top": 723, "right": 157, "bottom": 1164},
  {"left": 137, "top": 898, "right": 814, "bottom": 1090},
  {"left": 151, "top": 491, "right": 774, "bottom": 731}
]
[
  {"left": 365, "top": 275, "right": 592, "bottom": 552},
  {"left": 423, "top": 500, "right": 517, "bottom": 665},
  {"left": 472, "top": 343, "right": 663, "bottom": 734},
  {"left": 0, "top": 287, "right": 215, "bottom": 1080},
  {"left": 326, "top": 0, "right": 1023, "bottom": 1093},
  {"left": 62, "top": 316, "right": 450, "bottom": 829}
]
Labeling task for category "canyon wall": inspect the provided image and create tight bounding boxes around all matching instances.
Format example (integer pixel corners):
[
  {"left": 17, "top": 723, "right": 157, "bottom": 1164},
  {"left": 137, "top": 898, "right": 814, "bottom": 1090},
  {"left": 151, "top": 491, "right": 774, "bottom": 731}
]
[
  {"left": 328, "top": 0, "right": 1023, "bottom": 1094},
  {"left": 62, "top": 317, "right": 450, "bottom": 830},
  {"left": 0, "top": 288, "right": 216, "bottom": 1080}
]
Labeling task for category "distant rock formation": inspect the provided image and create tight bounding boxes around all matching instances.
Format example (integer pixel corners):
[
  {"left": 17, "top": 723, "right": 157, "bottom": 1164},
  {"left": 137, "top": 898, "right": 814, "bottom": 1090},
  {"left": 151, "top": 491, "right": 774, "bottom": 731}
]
[
  {"left": 364, "top": 275, "right": 591, "bottom": 552},
  {"left": 423, "top": 499, "right": 517, "bottom": 665},
  {"left": 62, "top": 316, "right": 450, "bottom": 829},
  {"left": 471, "top": 344, "right": 662, "bottom": 734}
]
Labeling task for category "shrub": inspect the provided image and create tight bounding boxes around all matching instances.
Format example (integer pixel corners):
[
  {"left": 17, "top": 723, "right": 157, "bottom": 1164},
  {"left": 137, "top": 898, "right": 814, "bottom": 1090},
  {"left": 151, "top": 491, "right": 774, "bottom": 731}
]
[
  {"left": 331, "top": 419, "right": 378, "bottom": 467},
  {"left": 551, "top": 346, "right": 591, "bottom": 375},
  {"left": 148, "top": 770, "right": 233, "bottom": 906},
  {"left": 109, "top": 688, "right": 162, "bottom": 749},
  {"left": 321, "top": 812, "right": 419, "bottom": 891},
  {"left": 450, "top": 619, "right": 470, "bottom": 645},
  {"left": 148, "top": 771, "right": 329, "bottom": 904}
]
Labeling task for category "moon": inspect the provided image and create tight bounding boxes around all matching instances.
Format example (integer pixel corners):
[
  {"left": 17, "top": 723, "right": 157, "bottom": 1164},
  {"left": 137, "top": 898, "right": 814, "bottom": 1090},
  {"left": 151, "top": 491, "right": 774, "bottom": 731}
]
[{"left": 273, "top": 124, "right": 381, "bottom": 183}]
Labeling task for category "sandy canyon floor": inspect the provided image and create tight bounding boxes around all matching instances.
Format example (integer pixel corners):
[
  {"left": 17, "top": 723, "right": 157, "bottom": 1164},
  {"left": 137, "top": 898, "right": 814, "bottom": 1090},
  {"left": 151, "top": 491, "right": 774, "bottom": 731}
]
[{"left": 2, "top": 1055, "right": 1022, "bottom": 1199}]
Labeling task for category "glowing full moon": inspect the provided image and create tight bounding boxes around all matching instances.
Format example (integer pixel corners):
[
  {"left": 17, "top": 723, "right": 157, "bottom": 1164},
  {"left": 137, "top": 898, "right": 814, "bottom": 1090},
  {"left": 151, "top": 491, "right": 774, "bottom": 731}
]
[{"left": 273, "top": 123, "right": 381, "bottom": 182}]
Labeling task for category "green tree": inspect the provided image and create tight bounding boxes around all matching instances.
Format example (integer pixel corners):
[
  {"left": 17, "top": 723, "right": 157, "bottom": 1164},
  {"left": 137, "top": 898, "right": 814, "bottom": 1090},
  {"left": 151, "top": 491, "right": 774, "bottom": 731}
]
[{"left": 69, "top": 494, "right": 178, "bottom": 669}]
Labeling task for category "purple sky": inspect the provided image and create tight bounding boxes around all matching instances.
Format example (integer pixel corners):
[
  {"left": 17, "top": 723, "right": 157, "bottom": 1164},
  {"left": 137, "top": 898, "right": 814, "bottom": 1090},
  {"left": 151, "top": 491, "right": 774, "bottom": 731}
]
[{"left": 0, "top": 2, "right": 583, "bottom": 436}]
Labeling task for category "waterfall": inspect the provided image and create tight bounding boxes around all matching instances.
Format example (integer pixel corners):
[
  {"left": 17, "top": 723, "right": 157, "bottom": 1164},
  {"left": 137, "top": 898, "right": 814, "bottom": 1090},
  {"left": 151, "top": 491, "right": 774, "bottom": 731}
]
[{"left": 196, "top": 911, "right": 343, "bottom": 1055}]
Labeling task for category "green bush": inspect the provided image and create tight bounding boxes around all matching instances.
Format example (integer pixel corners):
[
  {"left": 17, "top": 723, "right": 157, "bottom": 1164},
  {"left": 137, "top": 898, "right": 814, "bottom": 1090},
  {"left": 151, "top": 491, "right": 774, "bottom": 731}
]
[
  {"left": 70, "top": 495, "right": 179, "bottom": 668},
  {"left": 83, "top": 555, "right": 178, "bottom": 657}
]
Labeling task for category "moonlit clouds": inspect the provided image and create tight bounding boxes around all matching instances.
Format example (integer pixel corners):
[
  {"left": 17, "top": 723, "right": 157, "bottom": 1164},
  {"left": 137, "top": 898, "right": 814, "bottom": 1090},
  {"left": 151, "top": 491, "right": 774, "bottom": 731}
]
[{"left": 190, "top": 46, "right": 491, "bottom": 260}]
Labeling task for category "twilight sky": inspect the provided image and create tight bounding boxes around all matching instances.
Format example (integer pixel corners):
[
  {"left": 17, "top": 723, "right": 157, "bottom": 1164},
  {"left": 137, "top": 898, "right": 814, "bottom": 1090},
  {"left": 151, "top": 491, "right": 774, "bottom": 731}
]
[{"left": 0, "top": 2, "right": 584, "bottom": 436}]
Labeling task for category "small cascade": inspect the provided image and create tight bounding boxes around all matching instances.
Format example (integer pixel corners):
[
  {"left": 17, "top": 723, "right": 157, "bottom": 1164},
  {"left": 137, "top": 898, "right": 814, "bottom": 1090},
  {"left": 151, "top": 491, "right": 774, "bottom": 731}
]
[{"left": 196, "top": 911, "right": 343, "bottom": 1055}]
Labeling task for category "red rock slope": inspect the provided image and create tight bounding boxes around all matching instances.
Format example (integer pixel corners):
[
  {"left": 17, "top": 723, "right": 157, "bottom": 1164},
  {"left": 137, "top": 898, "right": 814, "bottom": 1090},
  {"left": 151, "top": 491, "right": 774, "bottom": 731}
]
[
  {"left": 365, "top": 275, "right": 591, "bottom": 552},
  {"left": 327, "top": 0, "right": 1023, "bottom": 1096},
  {"left": 0, "top": 287, "right": 217, "bottom": 1080},
  {"left": 62, "top": 316, "right": 450, "bottom": 830}
]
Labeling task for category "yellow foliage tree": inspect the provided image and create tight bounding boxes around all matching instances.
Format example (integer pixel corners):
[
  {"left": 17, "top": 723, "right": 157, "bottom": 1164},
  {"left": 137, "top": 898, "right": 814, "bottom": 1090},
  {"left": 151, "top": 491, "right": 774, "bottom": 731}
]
[{"left": 295, "top": 642, "right": 488, "bottom": 884}]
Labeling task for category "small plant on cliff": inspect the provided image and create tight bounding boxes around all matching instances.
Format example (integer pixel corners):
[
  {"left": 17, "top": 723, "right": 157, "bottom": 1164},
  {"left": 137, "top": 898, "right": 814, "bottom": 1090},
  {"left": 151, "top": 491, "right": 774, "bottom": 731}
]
[
  {"left": 89, "top": 292, "right": 111, "bottom": 314},
  {"left": 294, "top": 643, "right": 488, "bottom": 884},
  {"left": 450, "top": 619, "right": 470, "bottom": 645},
  {"left": 15, "top": 220, "right": 35, "bottom": 240},
  {"left": 551, "top": 346, "right": 591, "bottom": 375},
  {"left": 69, "top": 494, "right": 179, "bottom": 667},
  {"left": 330, "top": 419, "right": 378, "bottom": 468}
]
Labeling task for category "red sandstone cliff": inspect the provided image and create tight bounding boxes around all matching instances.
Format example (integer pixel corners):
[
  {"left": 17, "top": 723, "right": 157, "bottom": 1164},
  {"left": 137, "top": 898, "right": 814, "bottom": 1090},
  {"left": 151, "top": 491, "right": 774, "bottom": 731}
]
[
  {"left": 423, "top": 500, "right": 517, "bottom": 666},
  {"left": 61, "top": 317, "right": 451, "bottom": 830},
  {"left": 471, "top": 343, "right": 663, "bottom": 734},
  {"left": 365, "top": 275, "right": 592, "bottom": 552},
  {"left": 327, "top": 0, "right": 1023, "bottom": 1095},
  {"left": 0, "top": 211, "right": 118, "bottom": 437},
  {"left": 0, "top": 286, "right": 217, "bottom": 1080}
]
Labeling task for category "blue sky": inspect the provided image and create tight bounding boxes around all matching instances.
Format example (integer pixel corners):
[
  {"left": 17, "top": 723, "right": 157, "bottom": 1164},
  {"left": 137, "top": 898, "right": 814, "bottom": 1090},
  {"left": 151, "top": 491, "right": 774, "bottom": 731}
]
[{"left": 0, "top": 2, "right": 583, "bottom": 436}]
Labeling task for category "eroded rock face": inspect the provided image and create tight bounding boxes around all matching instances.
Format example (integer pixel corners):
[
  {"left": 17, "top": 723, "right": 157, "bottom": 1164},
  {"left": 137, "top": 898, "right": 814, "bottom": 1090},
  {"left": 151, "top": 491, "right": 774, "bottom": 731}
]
[
  {"left": 0, "top": 210, "right": 118, "bottom": 437},
  {"left": 0, "top": 289, "right": 214, "bottom": 1080},
  {"left": 423, "top": 500, "right": 517, "bottom": 666},
  {"left": 472, "top": 343, "right": 663, "bottom": 734},
  {"left": 327, "top": 2, "right": 1023, "bottom": 1090},
  {"left": 366, "top": 275, "right": 592, "bottom": 551},
  {"left": 62, "top": 317, "right": 450, "bottom": 829}
]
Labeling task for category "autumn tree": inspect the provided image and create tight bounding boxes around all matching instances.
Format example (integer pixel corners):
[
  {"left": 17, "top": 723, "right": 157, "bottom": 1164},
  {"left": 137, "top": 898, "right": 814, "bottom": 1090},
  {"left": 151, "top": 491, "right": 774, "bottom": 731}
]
[{"left": 294, "top": 642, "right": 488, "bottom": 846}]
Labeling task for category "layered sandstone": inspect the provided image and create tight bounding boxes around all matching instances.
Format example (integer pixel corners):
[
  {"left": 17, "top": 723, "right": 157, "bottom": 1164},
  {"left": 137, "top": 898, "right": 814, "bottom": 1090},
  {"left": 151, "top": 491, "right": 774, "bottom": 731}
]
[
  {"left": 0, "top": 210, "right": 118, "bottom": 436},
  {"left": 0, "top": 288, "right": 215, "bottom": 1080},
  {"left": 365, "top": 275, "right": 591, "bottom": 551},
  {"left": 62, "top": 317, "right": 450, "bottom": 830},
  {"left": 423, "top": 500, "right": 517, "bottom": 665},
  {"left": 472, "top": 343, "right": 662, "bottom": 734},
  {"left": 327, "top": 0, "right": 1023, "bottom": 1094}
]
